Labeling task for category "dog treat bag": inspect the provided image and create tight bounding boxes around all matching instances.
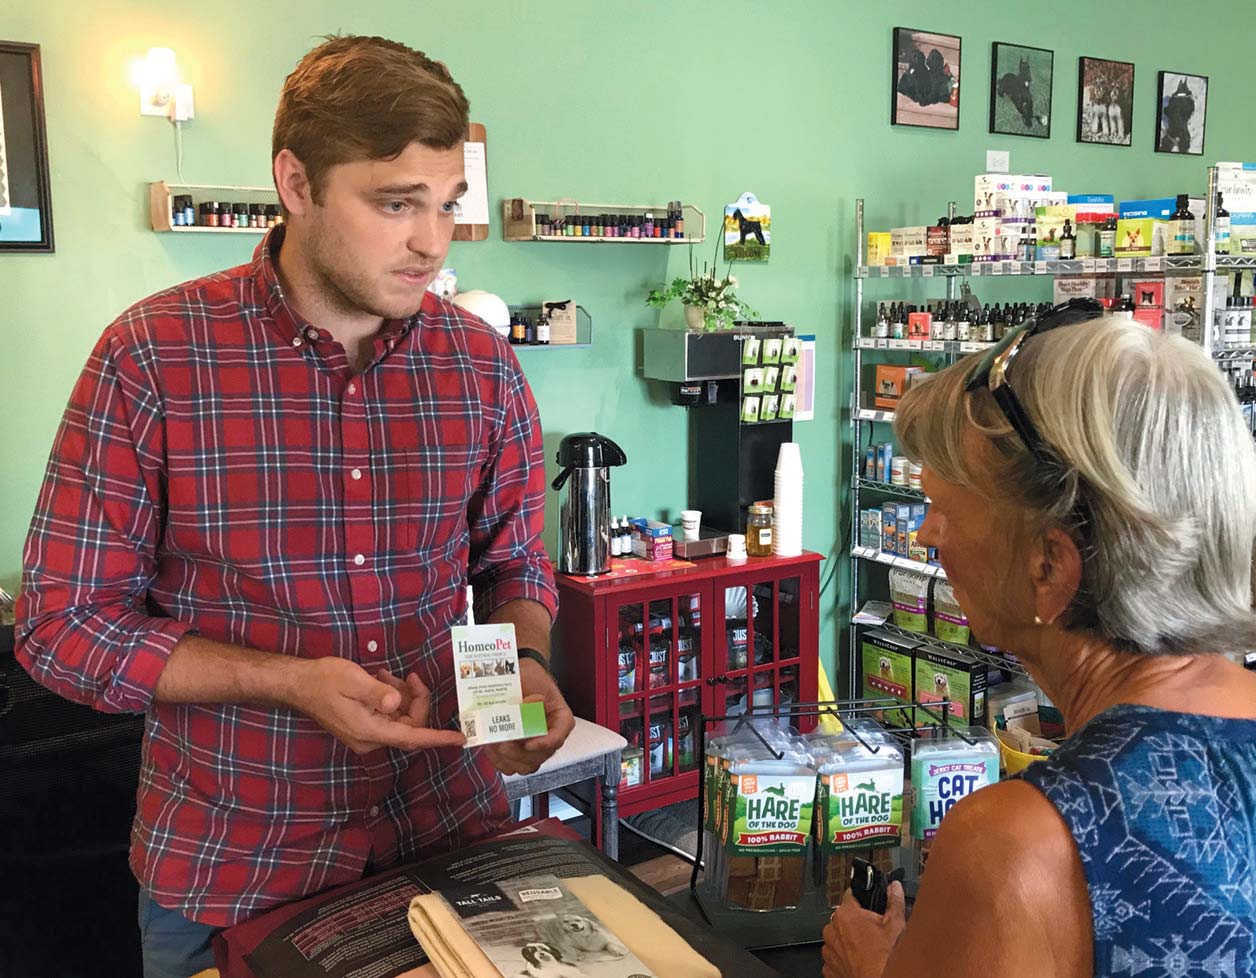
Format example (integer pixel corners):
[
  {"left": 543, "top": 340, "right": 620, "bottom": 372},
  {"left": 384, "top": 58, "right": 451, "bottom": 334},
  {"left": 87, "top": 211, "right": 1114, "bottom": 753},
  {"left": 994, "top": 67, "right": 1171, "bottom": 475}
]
[
  {"left": 931, "top": 579, "right": 971, "bottom": 645},
  {"left": 719, "top": 747, "right": 816, "bottom": 912}
]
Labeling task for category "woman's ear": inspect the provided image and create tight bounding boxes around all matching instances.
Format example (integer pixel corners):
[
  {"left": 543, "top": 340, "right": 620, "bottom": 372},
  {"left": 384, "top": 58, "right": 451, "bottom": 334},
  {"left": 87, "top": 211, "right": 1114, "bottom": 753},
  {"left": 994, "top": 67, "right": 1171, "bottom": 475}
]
[{"left": 1029, "top": 527, "right": 1083, "bottom": 626}]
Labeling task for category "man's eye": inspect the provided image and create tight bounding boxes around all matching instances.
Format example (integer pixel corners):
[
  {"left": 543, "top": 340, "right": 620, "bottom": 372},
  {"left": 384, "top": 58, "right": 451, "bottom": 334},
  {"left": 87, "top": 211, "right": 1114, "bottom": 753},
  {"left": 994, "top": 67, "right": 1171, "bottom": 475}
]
[
  {"left": 385, "top": 201, "right": 407, "bottom": 214},
  {"left": 443, "top": 200, "right": 462, "bottom": 216}
]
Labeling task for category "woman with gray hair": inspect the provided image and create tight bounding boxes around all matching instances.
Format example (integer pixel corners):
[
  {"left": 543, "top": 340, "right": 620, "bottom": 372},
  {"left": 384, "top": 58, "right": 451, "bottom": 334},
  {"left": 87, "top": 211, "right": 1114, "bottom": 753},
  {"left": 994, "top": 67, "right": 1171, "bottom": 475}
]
[{"left": 823, "top": 299, "right": 1256, "bottom": 978}]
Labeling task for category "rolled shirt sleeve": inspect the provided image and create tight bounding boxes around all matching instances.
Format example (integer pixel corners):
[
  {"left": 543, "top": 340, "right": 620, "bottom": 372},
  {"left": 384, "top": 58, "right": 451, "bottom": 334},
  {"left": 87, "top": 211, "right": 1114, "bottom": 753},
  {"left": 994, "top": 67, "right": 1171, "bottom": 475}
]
[
  {"left": 16, "top": 326, "right": 193, "bottom": 714},
  {"left": 466, "top": 355, "right": 559, "bottom": 626}
]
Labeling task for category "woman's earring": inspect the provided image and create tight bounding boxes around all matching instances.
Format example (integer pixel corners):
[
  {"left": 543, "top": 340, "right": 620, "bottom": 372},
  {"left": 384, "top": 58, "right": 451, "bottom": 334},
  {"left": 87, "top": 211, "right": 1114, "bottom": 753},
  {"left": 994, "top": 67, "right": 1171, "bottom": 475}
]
[{"left": 1034, "top": 615, "right": 1044, "bottom": 625}]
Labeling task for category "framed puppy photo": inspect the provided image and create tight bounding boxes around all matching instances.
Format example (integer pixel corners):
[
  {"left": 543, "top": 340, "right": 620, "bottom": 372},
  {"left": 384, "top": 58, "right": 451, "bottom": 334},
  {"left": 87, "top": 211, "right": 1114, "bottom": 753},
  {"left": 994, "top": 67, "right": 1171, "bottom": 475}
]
[
  {"left": 0, "top": 41, "right": 54, "bottom": 252},
  {"left": 892, "top": 27, "right": 961, "bottom": 130},
  {"left": 989, "top": 42, "right": 1053, "bottom": 138},
  {"left": 1076, "top": 56, "right": 1134, "bottom": 147},
  {"left": 1156, "top": 71, "right": 1208, "bottom": 155}
]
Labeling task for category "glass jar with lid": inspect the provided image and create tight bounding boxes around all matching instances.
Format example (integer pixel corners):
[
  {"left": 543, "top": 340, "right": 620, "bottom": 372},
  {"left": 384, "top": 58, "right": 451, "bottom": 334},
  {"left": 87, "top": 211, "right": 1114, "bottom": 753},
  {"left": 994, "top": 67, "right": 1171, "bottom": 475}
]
[{"left": 746, "top": 504, "right": 774, "bottom": 557}]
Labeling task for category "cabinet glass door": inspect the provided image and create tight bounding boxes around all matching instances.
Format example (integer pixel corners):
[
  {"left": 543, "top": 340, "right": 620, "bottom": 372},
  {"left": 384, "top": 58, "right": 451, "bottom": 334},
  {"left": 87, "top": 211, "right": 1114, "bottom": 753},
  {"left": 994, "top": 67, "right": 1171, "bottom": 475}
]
[
  {"left": 715, "top": 574, "right": 803, "bottom": 716},
  {"left": 613, "top": 590, "right": 703, "bottom": 787}
]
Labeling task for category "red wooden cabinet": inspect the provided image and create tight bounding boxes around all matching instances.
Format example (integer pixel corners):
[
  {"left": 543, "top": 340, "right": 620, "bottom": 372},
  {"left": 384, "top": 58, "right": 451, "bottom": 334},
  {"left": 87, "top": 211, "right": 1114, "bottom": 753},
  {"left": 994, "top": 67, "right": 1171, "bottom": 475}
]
[{"left": 552, "top": 552, "right": 822, "bottom": 818}]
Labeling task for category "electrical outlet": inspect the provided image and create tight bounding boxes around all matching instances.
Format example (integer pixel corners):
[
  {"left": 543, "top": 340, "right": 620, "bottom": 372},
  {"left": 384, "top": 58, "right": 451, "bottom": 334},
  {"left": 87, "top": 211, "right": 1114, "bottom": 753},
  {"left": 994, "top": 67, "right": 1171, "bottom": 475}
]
[{"left": 986, "top": 150, "right": 1010, "bottom": 173}]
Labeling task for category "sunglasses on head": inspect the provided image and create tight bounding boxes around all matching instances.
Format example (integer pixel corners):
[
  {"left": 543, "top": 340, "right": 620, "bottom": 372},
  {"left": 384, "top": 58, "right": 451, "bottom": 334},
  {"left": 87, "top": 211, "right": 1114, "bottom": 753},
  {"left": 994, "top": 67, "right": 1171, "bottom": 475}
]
[{"left": 964, "top": 297, "right": 1105, "bottom": 461}]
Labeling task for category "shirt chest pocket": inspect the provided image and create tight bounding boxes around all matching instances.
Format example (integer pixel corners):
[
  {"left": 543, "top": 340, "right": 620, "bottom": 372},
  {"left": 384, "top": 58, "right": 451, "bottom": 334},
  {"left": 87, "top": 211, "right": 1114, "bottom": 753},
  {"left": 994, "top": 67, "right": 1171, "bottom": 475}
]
[{"left": 394, "top": 441, "right": 486, "bottom": 553}]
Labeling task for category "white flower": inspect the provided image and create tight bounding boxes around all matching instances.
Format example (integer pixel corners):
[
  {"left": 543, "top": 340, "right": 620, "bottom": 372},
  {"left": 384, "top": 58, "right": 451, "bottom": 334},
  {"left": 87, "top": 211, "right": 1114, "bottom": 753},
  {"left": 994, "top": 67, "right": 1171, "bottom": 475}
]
[{"left": 728, "top": 276, "right": 738, "bottom": 287}]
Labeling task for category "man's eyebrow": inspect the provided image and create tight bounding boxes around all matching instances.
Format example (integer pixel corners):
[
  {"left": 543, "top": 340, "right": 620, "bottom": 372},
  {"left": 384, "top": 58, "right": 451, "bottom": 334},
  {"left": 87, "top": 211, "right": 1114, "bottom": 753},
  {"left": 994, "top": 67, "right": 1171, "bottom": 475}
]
[{"left": 371, "top": 180, "right": 469, "bottom": 196}]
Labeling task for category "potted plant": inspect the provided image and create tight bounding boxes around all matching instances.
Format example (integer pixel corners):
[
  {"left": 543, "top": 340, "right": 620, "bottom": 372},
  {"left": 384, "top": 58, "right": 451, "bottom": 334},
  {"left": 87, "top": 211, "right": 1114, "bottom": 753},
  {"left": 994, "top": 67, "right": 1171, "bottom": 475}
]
[{"left": 646, "top": 241, "right": 756, "bottom": 331}]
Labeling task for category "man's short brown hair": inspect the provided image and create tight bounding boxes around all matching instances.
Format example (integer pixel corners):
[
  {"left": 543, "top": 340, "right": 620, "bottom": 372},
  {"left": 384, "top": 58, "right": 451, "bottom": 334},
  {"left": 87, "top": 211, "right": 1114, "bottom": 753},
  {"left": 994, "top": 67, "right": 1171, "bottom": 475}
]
[{"left": 273, "top": 35, "right": 469, "bottom": 206}]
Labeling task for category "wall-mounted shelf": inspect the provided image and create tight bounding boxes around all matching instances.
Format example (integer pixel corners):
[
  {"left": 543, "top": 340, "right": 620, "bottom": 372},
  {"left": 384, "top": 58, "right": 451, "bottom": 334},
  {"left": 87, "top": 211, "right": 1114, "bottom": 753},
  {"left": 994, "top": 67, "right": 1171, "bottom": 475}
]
[
  {"left": 857, "top": 254, "right": 1256, "bottom": 279},
  {"left": 506, "top": 303, "right": 593, "bottom": 349},
  {"left": 502, "top": 198, "right": 704, "bottom": 243},
  {"left": 148, "top": 181, "right": 279, "bottom": 233}
]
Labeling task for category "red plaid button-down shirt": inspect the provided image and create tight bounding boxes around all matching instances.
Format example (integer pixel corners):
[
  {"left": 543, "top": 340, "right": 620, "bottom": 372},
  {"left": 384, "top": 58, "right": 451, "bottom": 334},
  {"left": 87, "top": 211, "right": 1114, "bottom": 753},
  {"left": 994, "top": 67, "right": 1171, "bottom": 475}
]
[{"left": 16, "top": 228, "right": 558, "bottom": 926}]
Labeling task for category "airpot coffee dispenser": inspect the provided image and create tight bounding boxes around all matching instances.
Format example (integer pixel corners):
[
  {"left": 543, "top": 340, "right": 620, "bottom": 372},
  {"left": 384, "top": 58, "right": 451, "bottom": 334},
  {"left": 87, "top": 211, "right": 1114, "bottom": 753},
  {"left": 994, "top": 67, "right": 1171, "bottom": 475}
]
[{"left": 551, "top": 432, "right": 628, "bottom": 575}]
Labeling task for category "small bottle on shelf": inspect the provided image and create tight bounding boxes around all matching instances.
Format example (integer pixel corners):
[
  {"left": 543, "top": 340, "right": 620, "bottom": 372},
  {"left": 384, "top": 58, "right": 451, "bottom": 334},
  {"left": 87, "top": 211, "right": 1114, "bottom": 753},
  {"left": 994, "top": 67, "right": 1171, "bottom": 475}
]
[
  {"left": 1216, "top": 192, "right": 1231, "bottom": 255},
  {"left": 510, "top": 314, "right": 526, "bottom": 345},
  {"left": 535, "top": 312, "right": 550, "bottom": 346},
  {"left": 610, "top": 517, "right": 622, "bottom": 557},
  {"left": 1059, "top": 220, "right": 1076, "bottom": 260},
  {"left": 1098, "top": 216, "right": 1117, "bottom": 258},
  {"left": 1169, "top": 194, "right": 1196, "bottom": 255}
]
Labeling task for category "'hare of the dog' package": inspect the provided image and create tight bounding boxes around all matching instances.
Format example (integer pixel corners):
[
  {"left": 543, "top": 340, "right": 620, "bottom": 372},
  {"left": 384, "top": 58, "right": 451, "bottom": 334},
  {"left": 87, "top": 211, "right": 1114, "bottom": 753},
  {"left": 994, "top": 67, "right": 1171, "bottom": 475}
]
[
  {"left": 809, "top": 723, "right": 904, "bottom": 908},
  {"left": 710, "top": 725, "right": 816, "bottom": 912},
  {"left": 451, "top": 623, "right": 547, "bottom": 747}
]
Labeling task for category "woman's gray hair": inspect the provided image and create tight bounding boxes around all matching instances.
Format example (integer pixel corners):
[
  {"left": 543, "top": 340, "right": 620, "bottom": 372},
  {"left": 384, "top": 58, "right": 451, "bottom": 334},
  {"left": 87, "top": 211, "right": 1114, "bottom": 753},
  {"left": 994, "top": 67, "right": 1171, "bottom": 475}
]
[{"left": 895, "top": 316, "right": 1256, "bottom": 656}]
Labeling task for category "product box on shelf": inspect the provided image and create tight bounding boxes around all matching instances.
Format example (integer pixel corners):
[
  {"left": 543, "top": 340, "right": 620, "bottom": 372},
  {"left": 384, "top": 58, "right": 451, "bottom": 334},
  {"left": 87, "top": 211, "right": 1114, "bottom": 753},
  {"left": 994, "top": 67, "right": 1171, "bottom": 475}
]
[
  {"left": 1163, "top": 276, "right": 1203, "bottom": 337},
  {"left": 971, "top": 217, "right": 1017, "bottom": 260},
  {"left": 1120, "top": 197, "right": 1205, "bottom": 252},
  {"left": 1230, "top": 216, "right": 1256, "bottom": 255},
  {"left": 913, "top": 644, "right": 989, "bottom": 730},
  {"left": 1053, "top": 276, "right": 1117, "bottom": 304},
  {"left": 873, "top": 364, "right": 925, "bottom": 410},
  {"left": 948, "top": 222, "right": 974, "bottom": 257},
  {"left": 867, "top": 232, "right": 892, "bottom": 266},
  {"left": 1129, "top": 279, "right": 1165, "bottom": 309},
  {"left": 861, "top": 629, "right": 918, "bottom": 723},
  {"left": 860, "top": 509, "right": 882, "bottom": 550},
  {"left": 974, "top": 173, "right": 1053, "bottom": 214},
  {"left": 1067, "top": 193, "right": 1116, "bottom": 213},
  {"left": 1133, "top": 308, "right": 1162, "bottom": 331},
  {"left": 926, "top": 225, "right": 949, "bottom": 257},
  {"left": 1115, "top": 218, "right": 1159, "bottom": 258},
  {"left": 881, "top": 503, "right": 899, "bottom": 554},
  {"left": 890, "top": 226, "right": 928, "bottom": 257},
  {"left": 630, "top": 519, "right": 673, "bottom": 561},
  {"left": 907, "top": 311, "right": 931, "bottom": 339}
]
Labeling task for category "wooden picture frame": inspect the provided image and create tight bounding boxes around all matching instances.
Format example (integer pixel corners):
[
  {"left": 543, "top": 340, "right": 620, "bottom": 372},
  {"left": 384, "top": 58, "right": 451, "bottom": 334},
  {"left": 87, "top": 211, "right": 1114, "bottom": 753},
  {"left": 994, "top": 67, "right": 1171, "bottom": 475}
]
[
  {"left": 892, "top": 27, "right": 961, "bottom": 130},
  {"left": 0, "top": 41, "right": 54, "bottom": 252},
  {"left": 989, "top": 42, "right": 1053, "bottom": 139},
  {"left": 1076, "top": 56, "right": 1134, "bottom": 147},
  {"left": 1155, "top": 71, "right": 1208, "bottom": 155}
]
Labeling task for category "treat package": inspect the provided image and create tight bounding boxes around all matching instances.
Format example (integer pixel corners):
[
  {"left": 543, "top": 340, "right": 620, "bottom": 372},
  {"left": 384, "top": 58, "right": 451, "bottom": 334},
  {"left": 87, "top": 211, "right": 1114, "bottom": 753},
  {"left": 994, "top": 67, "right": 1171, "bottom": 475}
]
[
  {"left": 889, "top": 568, "right": 930, "bottom": 634},
  {"left": 931, "top": 579, "right": 970, "bottom": 645},
  {"left": 716, "top": 733, "right": 816, "bottom": 912},
  {"left": 808, "top": 721, "right": 905, "bottom": 908},
  {"left": 910, "top": 727, "right": 999, "bottom": 843}
]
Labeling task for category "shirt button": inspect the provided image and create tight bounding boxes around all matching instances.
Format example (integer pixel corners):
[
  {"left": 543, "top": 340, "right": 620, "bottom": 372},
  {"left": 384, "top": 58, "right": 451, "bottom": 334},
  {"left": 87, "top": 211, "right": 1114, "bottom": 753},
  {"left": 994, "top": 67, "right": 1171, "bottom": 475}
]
[
  {"left": 369, "top": 805, "right": 380, "bottom": 818},
  {"left": 367, "top": 640, "right": 378, "bottom": 652},
  {"left": 351, "top": 467, "right": 362, "bottom": 480},
  {"left": 353, "top": 553, "right": 366, "bottom": 566},
  {"left": 291, "top": 337, "right": 302, "bottom": 347},
  {"left": 305, "top": 327, "right": 318, "bottom": 340},
  {"left": 347, "top": 382, "right": 357, "bottom": 395}
]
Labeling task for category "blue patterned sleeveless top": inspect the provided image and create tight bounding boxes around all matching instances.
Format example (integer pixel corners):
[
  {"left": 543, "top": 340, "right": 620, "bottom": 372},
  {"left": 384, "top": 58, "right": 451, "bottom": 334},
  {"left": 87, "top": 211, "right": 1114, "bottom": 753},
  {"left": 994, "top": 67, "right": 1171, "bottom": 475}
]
[{"left": 1020, "top": 704, "right": 1256, "bottom": 978}]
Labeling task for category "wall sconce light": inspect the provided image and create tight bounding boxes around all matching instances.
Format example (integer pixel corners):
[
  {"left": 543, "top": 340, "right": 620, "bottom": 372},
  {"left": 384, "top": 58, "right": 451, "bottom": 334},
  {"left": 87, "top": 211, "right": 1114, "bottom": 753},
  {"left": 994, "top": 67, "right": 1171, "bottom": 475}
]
[{"left": 136, "top": 47, "right": 194, "bottom": 122}]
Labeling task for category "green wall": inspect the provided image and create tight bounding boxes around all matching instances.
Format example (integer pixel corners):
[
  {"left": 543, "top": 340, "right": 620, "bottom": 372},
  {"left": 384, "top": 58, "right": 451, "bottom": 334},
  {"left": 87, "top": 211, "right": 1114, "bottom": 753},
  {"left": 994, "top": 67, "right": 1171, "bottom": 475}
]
[{"left": 3, "top": 0, "right": 1253, "bottom": 686}]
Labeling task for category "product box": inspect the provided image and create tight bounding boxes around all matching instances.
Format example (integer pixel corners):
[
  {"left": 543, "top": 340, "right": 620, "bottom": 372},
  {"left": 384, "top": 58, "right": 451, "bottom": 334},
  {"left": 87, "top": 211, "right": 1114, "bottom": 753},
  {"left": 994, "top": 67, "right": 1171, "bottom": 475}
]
[
  {"left": 948, "top": 222, "right": 975, "bottom": 256},
  {"left": 1067, "top": 193, "right": 1116, "bottom": 213},
  {"left": 971, "top": 216, "right": 1017, "bottom": 260},
  {"left": 974, "top": 173, "right": 1053, "bottom": 214},
  {"left": 452, "top": 623, "right": 548, "bottom": 747},
  {"left": 907, "top": 311, "right": 932, "bottom": 339},
  {"left": 926, "top": 225, "right": 950, "bottom": 257},
  {"left": 1133, "top": 307, "right": 1162, "bottom": 331},
  {"left": 630, "top": 518, "right": 674, "bottom": 561},
  {"left": 914, "top": 644, "right": 989, "bottom": 730},
  {"left": 907, "top": 503, "right": 928, "bottom": 562},
  {"left": 873, "top": 364, "right": 925, "bottom": 410},
  {"left": 1120, "top": 197, "right": 1205, "bottom": 253},
  {"left": 867, "top": 231, "right": 892, "bottom": 266},
  {"left": 1230, "top": 217, "right": 1256, "bottom": 256},
  {"left": 1052, "top": 275, "right": 1116, "bottom": 303},
  {"left": 1115, "top": 218, "right": 1157, "bottom": 258},
  {"left": 890, "top": 226, "right": 928, "bottom": 257},
  {"left": 1163, "top": 275, "right": 1203, "bottom": 338},
  {"left": 860, "top": 508, "right": 882, "bottom": 550},
  {"left": 1129, "top": 279, "right": 1165, "bottom": 309},
  {"left": 861, "top": 629, "right": 919, "bottom": 723},
  {"left": 881, "top": 502, "right": 899, "bottom": 554}
]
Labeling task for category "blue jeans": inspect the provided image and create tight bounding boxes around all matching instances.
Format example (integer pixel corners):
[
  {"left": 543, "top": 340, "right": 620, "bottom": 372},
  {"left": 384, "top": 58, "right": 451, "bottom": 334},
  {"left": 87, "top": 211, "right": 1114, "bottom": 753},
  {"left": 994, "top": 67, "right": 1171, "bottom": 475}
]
[{"left": 137, "top": 890, "right": 221, "bottom": 978}]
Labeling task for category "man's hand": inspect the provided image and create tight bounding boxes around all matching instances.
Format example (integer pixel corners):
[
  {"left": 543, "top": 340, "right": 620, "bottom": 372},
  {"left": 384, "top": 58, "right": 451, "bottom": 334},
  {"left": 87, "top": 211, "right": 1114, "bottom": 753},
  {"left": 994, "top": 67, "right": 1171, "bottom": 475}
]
[
  {"left": 821, "top": 882, "right": 906, "bottom": 978},
  {"left": 291, "top": 657, "right": 466, "bottom": 755},
  {"left": 484, "top": 658, "right": 575, "bottom": 775}
]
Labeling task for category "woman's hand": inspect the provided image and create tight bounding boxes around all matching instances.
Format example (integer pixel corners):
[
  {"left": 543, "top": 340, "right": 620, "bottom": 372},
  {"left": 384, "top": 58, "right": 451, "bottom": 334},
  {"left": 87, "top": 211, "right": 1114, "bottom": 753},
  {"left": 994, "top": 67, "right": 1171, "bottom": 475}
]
[{"left": 821, "top": 882, "right": 906, "bottom": 978}]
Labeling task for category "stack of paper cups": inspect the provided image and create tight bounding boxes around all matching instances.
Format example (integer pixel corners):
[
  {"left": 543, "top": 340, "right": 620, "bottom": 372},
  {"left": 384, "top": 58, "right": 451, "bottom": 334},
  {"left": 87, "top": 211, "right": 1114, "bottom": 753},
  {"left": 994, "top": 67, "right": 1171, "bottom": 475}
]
[{"left": 773, "top": 442, "right": 804, "bottom": 557}]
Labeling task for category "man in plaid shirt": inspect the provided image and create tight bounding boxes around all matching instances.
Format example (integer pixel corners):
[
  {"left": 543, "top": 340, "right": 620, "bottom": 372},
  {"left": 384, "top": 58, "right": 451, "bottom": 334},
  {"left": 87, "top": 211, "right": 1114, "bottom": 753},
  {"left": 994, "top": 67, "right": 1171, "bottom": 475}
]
[{"left": 16, "top": 35, "right": 573, "bottom": 977}]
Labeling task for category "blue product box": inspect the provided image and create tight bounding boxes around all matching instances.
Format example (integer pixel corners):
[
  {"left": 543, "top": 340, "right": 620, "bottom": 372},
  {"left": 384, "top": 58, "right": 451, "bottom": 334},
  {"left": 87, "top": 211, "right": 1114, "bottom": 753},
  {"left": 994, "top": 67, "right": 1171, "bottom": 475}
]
[
  {"left": 880, "top": 443, "right": 894, "bottom": 484},
  {"left": 1068, "top": 194, "right": 1114, "bottom": 206},
  {"left": 1118, "top": 198, "right": 1178, "bottom": 220},
  {"left": 881, "top": 503, "right": 899, "bottom": 553}
]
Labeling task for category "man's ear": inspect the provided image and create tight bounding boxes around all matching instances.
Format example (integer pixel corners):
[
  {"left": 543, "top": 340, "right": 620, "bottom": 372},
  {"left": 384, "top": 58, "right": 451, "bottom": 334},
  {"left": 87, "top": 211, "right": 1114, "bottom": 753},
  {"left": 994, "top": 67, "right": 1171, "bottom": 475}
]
[
  {"left": 1029, "top": 526, "right": 1083, "bottom": 626},
  {"left": 274, "top": 149, "right": 314, "bottom": 218}
]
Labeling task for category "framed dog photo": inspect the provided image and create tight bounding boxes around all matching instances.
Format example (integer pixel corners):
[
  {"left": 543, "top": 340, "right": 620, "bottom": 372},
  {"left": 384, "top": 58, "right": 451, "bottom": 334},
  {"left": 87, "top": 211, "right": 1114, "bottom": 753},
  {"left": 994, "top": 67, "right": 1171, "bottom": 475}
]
[
  {"left": 1156, "top": 71, "right": 1207, "bottom": 155},
  {"left": 1076, "top": 56, "right": 1134, "bottom": 147},
  {"left": 892, "top": 28, "right": 961, "bottom": 130},
  {"left": 989, "top": 42, "right": 1052, "bottom": 138},
  {"left": 0, "top": 41, "right": 54, "bottom": 252},
  {"left": 723, "top": 191, "right": 770, "bottom": 262}
]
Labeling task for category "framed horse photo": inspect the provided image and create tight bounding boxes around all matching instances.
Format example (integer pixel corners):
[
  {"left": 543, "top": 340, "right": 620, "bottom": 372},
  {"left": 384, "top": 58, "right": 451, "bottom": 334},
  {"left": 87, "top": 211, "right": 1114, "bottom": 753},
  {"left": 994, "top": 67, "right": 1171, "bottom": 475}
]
[
  {"left": 0, "top": 41, "right": 54, "bottom": 252},
  {"left": 989, "top": 42, "right": 1053, "bottom": 139}
]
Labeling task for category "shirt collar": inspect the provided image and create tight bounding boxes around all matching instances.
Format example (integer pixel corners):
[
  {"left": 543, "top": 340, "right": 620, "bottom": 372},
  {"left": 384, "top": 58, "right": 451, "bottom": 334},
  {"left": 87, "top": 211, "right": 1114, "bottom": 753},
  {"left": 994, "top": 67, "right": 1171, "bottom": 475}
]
[{"left": 250, "top": 225, "right": 435, "bottom": 350}]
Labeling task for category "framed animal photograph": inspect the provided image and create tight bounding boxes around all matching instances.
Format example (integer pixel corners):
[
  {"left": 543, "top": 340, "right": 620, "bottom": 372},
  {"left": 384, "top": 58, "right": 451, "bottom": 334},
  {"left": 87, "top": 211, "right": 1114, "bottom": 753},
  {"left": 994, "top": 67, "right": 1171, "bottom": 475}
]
[
  {"left": 1076, "top": 56, "right": 1134, "bottom": 147},
  {"left": 0, "top": 41, "right": 54, "bottom": 252},
  {"left": 1156, "top": 71, "right": 1208, "bottom": 155},
  {"left": 989, "top": 42, "right": 1052, "bottom": 138},
  {"left": 892, "top": 28, "right": 961, "bottom": 130},
  {"left": 723, "top": 191, "right": 770, "bottom": 262}
]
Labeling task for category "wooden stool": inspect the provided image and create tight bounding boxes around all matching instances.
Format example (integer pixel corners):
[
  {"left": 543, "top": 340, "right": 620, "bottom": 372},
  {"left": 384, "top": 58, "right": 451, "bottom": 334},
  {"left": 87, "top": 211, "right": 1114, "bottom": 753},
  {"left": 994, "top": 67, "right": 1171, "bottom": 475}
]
[{"left": 501, "top": 717, "right": 627, "bottom": 860}]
